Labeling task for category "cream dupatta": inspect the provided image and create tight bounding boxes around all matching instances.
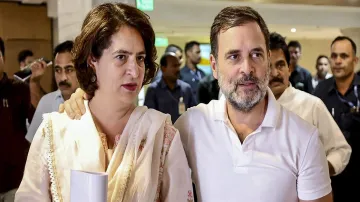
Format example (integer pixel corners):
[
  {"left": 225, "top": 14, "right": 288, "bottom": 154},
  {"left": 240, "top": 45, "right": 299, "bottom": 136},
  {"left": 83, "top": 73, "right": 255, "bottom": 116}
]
[{"left": 44, "top": 101, "right": 172, "bottom": 202}]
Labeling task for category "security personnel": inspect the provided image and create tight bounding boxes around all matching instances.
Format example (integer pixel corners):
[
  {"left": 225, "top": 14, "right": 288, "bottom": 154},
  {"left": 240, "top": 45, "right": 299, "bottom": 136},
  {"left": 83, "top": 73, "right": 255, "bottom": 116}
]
[{"left": 314, "top": 36, "right": 359, "bottom": 202}]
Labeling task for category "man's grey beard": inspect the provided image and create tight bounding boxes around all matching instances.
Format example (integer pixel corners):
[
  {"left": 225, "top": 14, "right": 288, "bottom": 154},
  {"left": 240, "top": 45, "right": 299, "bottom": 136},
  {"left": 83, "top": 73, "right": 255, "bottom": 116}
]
[{"left": 218, "top": 68, "right": 270, "bottom": 113}]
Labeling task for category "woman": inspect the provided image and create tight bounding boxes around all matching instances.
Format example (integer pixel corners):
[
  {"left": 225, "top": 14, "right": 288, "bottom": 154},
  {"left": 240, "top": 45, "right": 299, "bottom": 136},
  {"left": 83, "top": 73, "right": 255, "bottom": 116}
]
[
  {"left": 312, "top": 55, "right": 332, "bottom": 89},
  {"left": 15, "top": 3, "right": 193, "bottom": 202}
]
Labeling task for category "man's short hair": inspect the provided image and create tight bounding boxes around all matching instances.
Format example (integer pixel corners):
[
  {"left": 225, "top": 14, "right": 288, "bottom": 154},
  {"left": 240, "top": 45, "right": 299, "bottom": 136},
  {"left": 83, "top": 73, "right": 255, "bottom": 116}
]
[
  {"left": 269, "top": 32, "right": 290, "bottom": 66},
  {"left": 288, "top": 40, "right": 302, "bottom": 51},
  {"left": 18, "top": 49, "right": 33, "bottom": 63},
  {"left": 210, "top": 6, "right": 270, "bottom": 59},
  {"left": 184, "top": 41, "right": 200, "bottom": 54},
  {"left": 331, "top": 36, "right": 357, "bottom": 55},
  {"left": 165, "top": 44, "right": 183, "bottom": 53},
  {"left": 0, "top": 37, "right": 4, "bottom": 57},
  {"left": 54, "top": 40, "right": 74, "bottom": 58}
]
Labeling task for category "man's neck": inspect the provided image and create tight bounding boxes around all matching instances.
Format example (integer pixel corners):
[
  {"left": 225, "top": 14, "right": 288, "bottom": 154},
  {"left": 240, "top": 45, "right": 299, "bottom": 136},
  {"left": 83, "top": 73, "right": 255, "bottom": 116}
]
[
  {"left": 62, "top": 92, "right": 71, "bottom": 101},
  {"left": 163, "top": 77, "right": 177, "bottom": 90},
  {"left": 289, "top": 63, "right": 297, "bottom": 74},
  {"left": 227, "top": 96, "right": 268, "bottom": 143},
  {"left": 186, "top": 61, "right": 197, "bottom": 71},
  {"left": 336, "top": 73, "right": 355, "bottom": 96}
]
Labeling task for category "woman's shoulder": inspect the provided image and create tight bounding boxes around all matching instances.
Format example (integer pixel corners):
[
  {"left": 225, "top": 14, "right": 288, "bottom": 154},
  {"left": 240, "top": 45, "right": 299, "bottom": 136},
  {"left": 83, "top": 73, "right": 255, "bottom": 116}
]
[{"left": 41, "top": 111, "right": 76, "bottom": 129}]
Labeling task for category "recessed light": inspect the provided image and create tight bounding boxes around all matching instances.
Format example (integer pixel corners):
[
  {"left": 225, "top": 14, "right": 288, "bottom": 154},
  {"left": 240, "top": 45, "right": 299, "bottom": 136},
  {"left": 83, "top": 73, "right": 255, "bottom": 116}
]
[{"left": 291, "top": 28, "right": 297, "bottom": 33}]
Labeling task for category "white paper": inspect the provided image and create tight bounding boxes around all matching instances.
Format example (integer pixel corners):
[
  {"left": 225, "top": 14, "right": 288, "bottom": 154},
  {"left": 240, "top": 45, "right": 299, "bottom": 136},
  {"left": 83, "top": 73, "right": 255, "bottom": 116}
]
[{"left": 70, "top": 170, "right": 108, "bottom": 202}]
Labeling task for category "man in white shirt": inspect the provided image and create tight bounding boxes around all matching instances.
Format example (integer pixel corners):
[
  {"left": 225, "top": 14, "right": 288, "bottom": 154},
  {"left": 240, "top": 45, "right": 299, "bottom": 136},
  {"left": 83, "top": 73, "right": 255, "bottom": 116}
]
[
  {"left": 174, "top": 6, "right": 332, "bottom": 202},
  {"left": 268, "top": 32, "right": 351, "bottom": 176},
  {"left": 25, "top": 41, "right": 79, "bottom": 142}
]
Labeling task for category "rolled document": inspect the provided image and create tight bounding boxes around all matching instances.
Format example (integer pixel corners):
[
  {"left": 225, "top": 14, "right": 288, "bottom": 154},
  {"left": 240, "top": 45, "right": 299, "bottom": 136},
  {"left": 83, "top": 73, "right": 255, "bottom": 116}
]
[{"left": 70, "top": 170, "right": 108, "bottom": 202}]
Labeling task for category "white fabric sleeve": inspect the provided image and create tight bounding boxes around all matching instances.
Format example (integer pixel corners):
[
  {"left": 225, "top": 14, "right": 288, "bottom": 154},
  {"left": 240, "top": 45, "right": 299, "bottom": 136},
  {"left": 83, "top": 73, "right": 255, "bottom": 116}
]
[
  {"left": 313, "top": 98, "right": 351, "bottom": 175},
  {"left": 297, "top": 128, "right": 332, "bottom": 200}
]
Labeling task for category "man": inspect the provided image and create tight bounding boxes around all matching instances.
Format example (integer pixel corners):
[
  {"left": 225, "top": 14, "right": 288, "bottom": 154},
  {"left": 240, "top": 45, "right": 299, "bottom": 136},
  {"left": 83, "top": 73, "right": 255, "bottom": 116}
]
[
  {"left": 18, "top": 49, "right": 35, "bottom": 71},
  {"left": 17, "top": 49, "right": 47, "bottom": 107},
  {"left": 153, "top": 44, "right": 183, "bottom": 81},
  {"left": 25, "top": 40, "right": 79, "bottom": 142},
  {"left": 175, "top": 7, "right": 332, "bottom": 202},
  {"left": 0, "top": 38, "right": 35, "bottom": 201},
  {"left": 312, "top": 55, "right": 332, "bottom": 89},
  {"left": 314, "top": 36, "right": 359, "bottom": 202},
  {"left": 180, "top": 41, "right": 205, "bottom": 102},
  {"left": 145, "top": 51, "right": 196, "bottom": 123},
  {"left": 268, "top": 32, "right": 351, "bottom": 176},
  {"left": 288, "top": 40, "right": 314, "bottom": 93}
]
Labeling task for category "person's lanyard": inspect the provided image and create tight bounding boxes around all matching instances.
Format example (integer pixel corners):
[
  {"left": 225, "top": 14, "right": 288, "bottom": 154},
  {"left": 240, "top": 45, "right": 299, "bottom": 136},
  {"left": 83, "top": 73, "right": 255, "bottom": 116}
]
[{"left": 335, "top": 85, "right": 360, "bottom": 112}]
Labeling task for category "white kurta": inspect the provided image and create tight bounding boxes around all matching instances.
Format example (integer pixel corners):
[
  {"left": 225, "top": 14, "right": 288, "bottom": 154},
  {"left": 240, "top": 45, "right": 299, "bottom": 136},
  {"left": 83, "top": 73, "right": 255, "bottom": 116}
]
[
  {"left": 278, "top": 85, "right": 351, "bottom": 175},
  {"left": 15, "top": 101, "right": 193, "bottom": 202}
]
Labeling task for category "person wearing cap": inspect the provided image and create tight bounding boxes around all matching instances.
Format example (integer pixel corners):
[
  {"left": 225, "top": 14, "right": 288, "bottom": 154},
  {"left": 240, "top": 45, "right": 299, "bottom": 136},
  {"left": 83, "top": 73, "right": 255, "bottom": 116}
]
[{"left": 144, "top": 51, "right": 196, "bottom": 123}]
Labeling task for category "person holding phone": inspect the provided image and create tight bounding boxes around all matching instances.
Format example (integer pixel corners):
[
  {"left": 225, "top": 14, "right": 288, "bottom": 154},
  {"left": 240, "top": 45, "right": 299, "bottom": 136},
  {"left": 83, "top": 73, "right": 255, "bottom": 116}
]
[{"left": 25, "top": 41, "right": 79, "bottom": 143}]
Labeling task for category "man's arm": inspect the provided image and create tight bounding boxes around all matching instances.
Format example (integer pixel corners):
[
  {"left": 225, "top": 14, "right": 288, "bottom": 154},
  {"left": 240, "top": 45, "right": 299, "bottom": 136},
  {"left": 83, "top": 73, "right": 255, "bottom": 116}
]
[
  {"left": 29, "top": 60, "right": 47, "bottom": 108},
  {"left": 29, "top": 81, "right": 45, "bottom": 108},
  {"left": 143, "top": 86, "right": 157, "bottom": 110},
  {"left": 19, "top": 82, "right": 35, "bottom": 123},
  {"left": 297, "top": 129, "right": 332, "bottom": 202},
  {"left": 305, "top": 72, "right": 314, "bottom": 94},
  {"left": 314, "top": 99, "right": 351, "bottom": 176},
  {"left": 25, "top": 96, "right": 47, "bottom": 142}
]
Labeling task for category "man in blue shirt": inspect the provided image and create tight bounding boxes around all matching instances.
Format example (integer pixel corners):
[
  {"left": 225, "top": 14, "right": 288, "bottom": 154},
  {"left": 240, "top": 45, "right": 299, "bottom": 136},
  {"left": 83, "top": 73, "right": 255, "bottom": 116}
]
[
  {"left": 180, "top": 41, "right": 205, "bottom": 102},
  {"left": 25, "top": 41, "right": 79, "bottom": 142},
  {"left": 288, "top": 40, "right": 314, "bottom": 94},
  {"left": 145, "top": 52, "right": 196, "bottom": 123}
]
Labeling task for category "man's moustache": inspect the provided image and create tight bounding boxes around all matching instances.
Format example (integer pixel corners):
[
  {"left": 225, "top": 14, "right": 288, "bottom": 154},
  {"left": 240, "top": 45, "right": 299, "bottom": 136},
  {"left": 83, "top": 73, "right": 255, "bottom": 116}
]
[
  {"left": 58, "top": 81, "right": 71, "bottom": 87},
  {"left": 270, "top": 77, "right": 283, "bottom": 84}
]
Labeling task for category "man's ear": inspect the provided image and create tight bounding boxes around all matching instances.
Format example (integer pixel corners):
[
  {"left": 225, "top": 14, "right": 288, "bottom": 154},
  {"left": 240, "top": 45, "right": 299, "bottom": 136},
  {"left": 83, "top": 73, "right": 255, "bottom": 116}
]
[
  {"left": 354, "top": 56, "right": 359, "bottom": 67},
  {"left": 210, "top": 54, "right": 218, "bottom": 79}
]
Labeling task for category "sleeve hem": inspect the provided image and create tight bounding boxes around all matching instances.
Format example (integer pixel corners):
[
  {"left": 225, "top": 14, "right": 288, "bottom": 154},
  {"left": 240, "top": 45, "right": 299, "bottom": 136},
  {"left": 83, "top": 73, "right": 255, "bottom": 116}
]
[{"left": 298, "top": 185, "right": 332, "bottom": 201}]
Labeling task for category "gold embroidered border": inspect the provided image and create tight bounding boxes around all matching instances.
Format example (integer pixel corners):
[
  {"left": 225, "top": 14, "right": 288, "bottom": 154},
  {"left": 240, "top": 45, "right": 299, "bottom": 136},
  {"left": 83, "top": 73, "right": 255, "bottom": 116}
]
[{"left": 45, "top": 116, "right": 63, "bottom": 202}]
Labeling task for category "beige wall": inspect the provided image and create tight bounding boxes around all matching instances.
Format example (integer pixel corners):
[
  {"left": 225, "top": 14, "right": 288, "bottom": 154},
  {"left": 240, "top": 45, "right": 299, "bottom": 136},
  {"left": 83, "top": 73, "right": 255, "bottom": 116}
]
[
  {"left": 157, "top": 35, "right": 333, "bottom": 76},
  {"left": 0, "top": 2, "right": 53, "bottom": 92}
]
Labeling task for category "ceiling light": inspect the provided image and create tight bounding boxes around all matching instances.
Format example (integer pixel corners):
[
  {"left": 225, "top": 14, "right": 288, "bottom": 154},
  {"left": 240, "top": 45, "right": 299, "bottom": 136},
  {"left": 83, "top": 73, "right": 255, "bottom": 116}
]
[{"left": 291, "top": 28, "right": 297, "bottom": 33}]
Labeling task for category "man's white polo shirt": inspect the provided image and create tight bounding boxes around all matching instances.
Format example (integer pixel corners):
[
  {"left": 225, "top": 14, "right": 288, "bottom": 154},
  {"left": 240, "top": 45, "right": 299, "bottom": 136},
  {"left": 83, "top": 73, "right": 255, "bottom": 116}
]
[{"left": 175, "top": 88, "right": 331, "bottom": 202}]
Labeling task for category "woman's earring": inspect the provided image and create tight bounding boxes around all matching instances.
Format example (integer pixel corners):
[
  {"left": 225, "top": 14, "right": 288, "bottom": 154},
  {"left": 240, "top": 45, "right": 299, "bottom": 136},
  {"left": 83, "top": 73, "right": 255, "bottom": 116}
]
[{"left": 91, "top": 75, "right": 97, "bottom": 83}]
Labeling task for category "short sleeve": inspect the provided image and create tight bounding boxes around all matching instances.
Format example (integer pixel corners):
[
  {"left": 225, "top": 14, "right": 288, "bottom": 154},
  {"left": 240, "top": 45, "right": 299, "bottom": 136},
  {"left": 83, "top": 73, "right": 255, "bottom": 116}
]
[{"left": 297, "top": 129, "right": 332, "bottom": 200}]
